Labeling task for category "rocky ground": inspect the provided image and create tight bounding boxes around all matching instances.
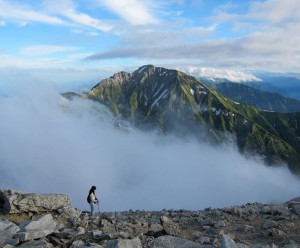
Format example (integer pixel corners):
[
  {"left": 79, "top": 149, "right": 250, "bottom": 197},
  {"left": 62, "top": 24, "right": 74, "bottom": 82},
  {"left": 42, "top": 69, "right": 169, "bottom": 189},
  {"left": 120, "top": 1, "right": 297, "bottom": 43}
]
[{"left": 1, "top": 190, "right": 300, "bottom": 248}]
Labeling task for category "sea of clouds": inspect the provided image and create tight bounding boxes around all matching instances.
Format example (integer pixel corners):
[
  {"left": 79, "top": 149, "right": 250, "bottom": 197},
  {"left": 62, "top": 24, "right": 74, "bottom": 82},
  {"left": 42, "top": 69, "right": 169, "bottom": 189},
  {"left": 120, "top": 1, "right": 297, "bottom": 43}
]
[{"left": 0, "top": 70, "right": 300, "bottom": 212}]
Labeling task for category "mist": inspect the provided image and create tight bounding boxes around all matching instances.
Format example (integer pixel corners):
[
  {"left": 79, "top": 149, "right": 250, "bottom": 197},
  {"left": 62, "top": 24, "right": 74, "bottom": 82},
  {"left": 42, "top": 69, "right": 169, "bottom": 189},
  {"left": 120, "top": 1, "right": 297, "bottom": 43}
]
[{"left": 1, "top": 71, "right": 300, "bottom": 212}]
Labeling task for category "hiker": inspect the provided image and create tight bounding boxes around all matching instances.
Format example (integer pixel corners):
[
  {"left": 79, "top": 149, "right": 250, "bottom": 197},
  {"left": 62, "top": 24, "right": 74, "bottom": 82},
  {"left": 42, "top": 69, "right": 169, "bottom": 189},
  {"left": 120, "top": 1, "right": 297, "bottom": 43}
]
[{"left": 87, "top": 186, "right": 99, "bottom": 218}]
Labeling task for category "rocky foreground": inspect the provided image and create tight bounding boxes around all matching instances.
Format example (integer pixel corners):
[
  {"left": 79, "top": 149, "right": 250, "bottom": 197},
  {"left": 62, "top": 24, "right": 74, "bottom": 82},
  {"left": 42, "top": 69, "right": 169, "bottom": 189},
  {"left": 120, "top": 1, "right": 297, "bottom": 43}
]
[{"left": 1, "top": 190, "right": 300, "bottom": 248}]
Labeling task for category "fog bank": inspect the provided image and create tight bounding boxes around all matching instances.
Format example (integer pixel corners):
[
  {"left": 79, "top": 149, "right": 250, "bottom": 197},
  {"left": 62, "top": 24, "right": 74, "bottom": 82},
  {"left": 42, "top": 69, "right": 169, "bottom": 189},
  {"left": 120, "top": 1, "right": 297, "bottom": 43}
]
[{"left": 1, "top": 73, "right": 300, "bottom": 211}]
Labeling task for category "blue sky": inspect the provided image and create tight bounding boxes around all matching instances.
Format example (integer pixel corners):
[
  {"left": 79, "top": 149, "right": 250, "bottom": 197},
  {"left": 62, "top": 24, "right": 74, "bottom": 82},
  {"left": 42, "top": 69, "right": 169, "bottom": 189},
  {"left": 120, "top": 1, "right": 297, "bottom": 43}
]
[{"left": 0, "top": 0, "right": 300, "bottom": 87}]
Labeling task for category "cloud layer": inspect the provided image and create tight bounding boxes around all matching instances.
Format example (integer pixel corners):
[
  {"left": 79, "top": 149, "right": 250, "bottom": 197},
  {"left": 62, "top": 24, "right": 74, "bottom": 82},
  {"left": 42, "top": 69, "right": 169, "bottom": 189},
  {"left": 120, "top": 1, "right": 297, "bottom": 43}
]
[{"left": 0, "top": 70, "right": 300, "bottom": 212}]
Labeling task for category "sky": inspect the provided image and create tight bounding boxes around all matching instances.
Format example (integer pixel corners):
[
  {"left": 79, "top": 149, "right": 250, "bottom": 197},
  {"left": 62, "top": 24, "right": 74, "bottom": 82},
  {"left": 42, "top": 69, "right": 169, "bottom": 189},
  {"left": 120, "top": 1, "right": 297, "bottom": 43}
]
[{"left": 1, "top": 0, "right": 300, "bottom": 88}]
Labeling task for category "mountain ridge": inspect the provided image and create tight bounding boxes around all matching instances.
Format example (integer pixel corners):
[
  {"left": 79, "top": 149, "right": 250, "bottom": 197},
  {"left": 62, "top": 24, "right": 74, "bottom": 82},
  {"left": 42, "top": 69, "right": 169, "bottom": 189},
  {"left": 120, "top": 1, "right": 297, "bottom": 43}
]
[
  {"left": 85, "top": 65, "right": 300, "bottom": 172},
  {"left": 215, "top": 82, "right": 300, "bottom": 113}
]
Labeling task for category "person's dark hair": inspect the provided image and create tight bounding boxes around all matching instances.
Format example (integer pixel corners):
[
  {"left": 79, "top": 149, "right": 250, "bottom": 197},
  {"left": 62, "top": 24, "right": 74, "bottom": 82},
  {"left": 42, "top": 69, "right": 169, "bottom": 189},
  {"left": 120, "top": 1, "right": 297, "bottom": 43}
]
[{"left": 89, "top": 186, "right": 96, "bottom": 195}]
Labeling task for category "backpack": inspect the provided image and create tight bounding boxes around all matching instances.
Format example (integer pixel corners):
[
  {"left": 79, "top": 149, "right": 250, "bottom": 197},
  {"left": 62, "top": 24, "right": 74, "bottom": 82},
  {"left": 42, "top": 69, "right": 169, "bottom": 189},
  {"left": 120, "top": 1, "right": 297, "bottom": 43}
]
[{"left": 87, "top": 194, "right": 91, "bottom": 203}]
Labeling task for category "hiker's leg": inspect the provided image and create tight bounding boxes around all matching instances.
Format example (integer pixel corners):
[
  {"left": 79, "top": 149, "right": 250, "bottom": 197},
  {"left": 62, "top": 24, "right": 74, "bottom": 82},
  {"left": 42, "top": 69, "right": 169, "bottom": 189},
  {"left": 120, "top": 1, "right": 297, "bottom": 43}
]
[{"left": 90, "top": 203, "right": 95, "bottom": 217}]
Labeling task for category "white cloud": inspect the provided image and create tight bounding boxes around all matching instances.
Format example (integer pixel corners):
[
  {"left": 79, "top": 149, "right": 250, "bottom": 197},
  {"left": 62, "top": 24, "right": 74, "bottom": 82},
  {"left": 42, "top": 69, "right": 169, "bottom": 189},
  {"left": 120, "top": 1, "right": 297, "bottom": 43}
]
[
  {"left": 182, "top": 66, "right": 262, "bottom": 83},
  {"left": 0, "top": 0, "right": 67, "bottom": 25},
  {"left": 97, "top": 0, "right": 157, "bottom": 25},
  {"left": 0, "top": 74, "right": 299, "bottom": 211},
  {"left": 0, "top": 20, "right": 5, "bottom": 26},
  {"left": 0, "top": 0, "right": 113, "bottom": 32},
  {"left": 247, "top": 0, "right": 300, "bottom": 23},
  {"left": 21, "top": 45, "right": 81, "bottom": 56},
  {"left": 62, "top": 9, "right": 112, "bottom": 32}
]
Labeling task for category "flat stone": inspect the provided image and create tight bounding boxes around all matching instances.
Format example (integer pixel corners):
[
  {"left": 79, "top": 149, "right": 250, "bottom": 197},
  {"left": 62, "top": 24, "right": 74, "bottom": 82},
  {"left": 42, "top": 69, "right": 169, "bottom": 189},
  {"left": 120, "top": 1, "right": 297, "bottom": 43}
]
[
  {"left": 291, "top": 205, "right": 300, "bottom": 216},
  {"left": 14, "top": 229, "right": 52, "bottom": 242},
  {"left": 106, "top": 237, "right": 142, "bottom": 248},
  {"left": 221, "top": 235, "right": 248, "bottom": 248},
  {"left": 149, "top": 235, "right": 211, "bottom": 248},
  {"left": 0, "top": 190, "right": 71, "bottom": 214},
  {"left": 70, "top": 240, "right": 103, "bottom": 248},
  {"left": 19, "top": 214, "right": 56, "bottom": 232},
  {"left": 18, "top": 239, "right": 54, "bottom": 247},
  {"left": 215, "top": 220, "right": 226, "bottom": 228},
  {"left": 0, "top": 218, "right": 20, "bottom": 240},
  {"left": 263, "top": 220, "right": 278, "bottom": 229}
]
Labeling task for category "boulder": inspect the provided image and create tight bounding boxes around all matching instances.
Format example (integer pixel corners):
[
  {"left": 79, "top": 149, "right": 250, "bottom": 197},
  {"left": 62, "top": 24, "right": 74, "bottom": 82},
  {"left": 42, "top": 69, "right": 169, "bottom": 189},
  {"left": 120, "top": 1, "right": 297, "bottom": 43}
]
[
  {"left": 19, "top": 214, "right": 56, "bottom": 232},
  {"left": 286, "top": 197, "right": 300, "bottom": 208},
  {"left": 70, "top": 240, "right": 103, "bottom": 248},
  {"left": 263, "top": 220, "right": 278, "bottom": 229},
  {"left": 18, "top": 239, "right": 54, "bottom": 247},
  {"left": 106, "top": 237, "right": 143, "bottom": 248},
  {"left": 0, "top": 218, "right": 20, "bottom": 241},
  {"left": 220, "top": 235, "right": 248, "bottom": 248},
  {"left": 291, "top": 205, "right": 300, "bottom": 216},
  {"left": 149, "top": 235, "right": 212, "bottom": 248},
  {"left": 14, "top": 214, "right": 57, "bottom": 242},
  {"left": 0, "top": 190, "right": 71, "bottom": 214}
]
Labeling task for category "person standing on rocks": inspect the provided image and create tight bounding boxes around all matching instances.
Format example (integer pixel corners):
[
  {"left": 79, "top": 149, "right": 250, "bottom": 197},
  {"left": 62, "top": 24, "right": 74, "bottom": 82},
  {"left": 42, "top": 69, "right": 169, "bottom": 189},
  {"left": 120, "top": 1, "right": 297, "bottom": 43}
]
[{"left": 87, "top": 186, "right": 99, "bottom": 218}]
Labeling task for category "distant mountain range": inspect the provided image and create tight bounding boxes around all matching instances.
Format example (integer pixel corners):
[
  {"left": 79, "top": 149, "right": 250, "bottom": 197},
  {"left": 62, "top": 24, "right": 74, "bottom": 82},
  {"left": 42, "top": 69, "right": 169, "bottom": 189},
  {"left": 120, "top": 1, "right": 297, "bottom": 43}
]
[
  {"left": 215, "top": 82, "right": 300, "bottom": 113},
  {"left": 201, "top": 73, "right": 300, "bottom": 101},
  {"left": 83, "top": 65, "right": 300, "bottom": 173}
]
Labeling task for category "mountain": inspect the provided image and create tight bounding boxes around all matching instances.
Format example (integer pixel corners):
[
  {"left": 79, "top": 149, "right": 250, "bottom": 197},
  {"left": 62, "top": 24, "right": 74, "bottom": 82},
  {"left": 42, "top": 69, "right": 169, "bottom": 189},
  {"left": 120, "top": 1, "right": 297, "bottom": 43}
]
[
  {"left": 87, "top": 65, "right": 300, "bottom": 173},
  {"left": 199, "top": 72, "right": 300, "bottom": 101},
  {"left": 251, "top": 73, "right": 300, "bottom": 100},
  {"left": 215, "top": 82, "right": 300, "bottom": 113}
]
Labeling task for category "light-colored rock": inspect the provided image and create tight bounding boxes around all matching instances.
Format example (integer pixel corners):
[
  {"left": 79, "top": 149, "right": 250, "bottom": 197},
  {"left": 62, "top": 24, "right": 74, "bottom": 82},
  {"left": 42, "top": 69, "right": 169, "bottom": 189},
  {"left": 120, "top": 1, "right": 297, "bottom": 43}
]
[
  {"left": 2, "top": 244, "right": 15, "bottom": 248},
  {"left": 215, "top": 220, "right": 226, "bottom": 228},
  {"left": 70, "top": 240, "right": 103, "bottom": 248},
  {"left": 18, "top": 239, "right": 54, "bottom": 247},
  {"left": 0, "top": 218, "right": 20, "bottom": 240},
  {"left": 221, "top": 235, "right": 237, "bottom": 248},
  {"left": 106, "top": 237, "right": 142, "bottom": 248},
  {"left": 19, "top": 214, "right": 56, "bottom": 232},
  {"left": 0, "top": 190, "right": 71, "bottom": 214},
  {"left": 149, "top": 235, "right": 211, "bottom": 248},
  {"left": 283, "top": 240, "right": 300, "bottom": 248},
  {"left": 291, "top": 205, "right": 300, "bottom": 216},
  {"left": 286, "top": 197, "right": 300, "bottom": 208},
  {"left": 263, "top": 220, "right": 278, "bottom": 229},
  {"left": 160, "top": 216, "right": 181, "bottom": 236},
  {"left": 220, "top": 235, "right": 248, "bottom": 248},
  {"left": 14, "top": 229, "right": 52, "bottom": 241},
  {"left": 13, "top": 214, "right": 57, "bottom": 242}
]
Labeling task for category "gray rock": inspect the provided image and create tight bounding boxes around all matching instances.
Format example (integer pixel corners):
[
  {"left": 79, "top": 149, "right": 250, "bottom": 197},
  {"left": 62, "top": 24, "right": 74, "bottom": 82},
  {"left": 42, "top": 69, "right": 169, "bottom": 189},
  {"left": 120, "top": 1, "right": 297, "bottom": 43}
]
[
  {"left": 160, "top": 216, "right": 181, "bottom": 236},
  {"left": 13, "top": 214, "right": 57, "bottom": 242},
  {"left": 291, "top": 205, "right": 300, "bottom": 216},
  {"left": 286, "top": 197, "right": 300, "bottom": 208},
  {"left": 149, "top": 235, "right": 211, "bottom": 248},
  {"left": 283, "top": 240, "right": 300, "bottom": 248},
  {"left": 221, "top": 235, "right": 249, "bottom": 248},
  {"left": 70, "top": 240, "right": 103, "bottom": 248},
  {"left": 54, "top": 228, "right": 81, "bottom": 239},
  {"left": 2, "top": 245, "right": 15, "bottom": 248},
  {"left": 56, "top": 206, "right": 82, "bottom": 227},
  {"left": 221, "top": 235, "right": 238, "bottom": 248},
  {"left": 106, "top": 237, "right": 142, "bottom": 248},
  {"left": 0, "top": 218, "right": 20, "bottom": 241},
  {"left": 263, "top": 220, "right": 278, "bottom": 229},
  {"left": 19, "top": 214, "right": 56, "bottom": 232},
  {"left": 0, "top": 190, "right": 71, "bottom": 214},
  {"left": 215, "top": 220, "right": 226, "bottom": 228},
  {"left": 14, "top": 229, "right": 53, "bottom": 242},
  {"left": 18, "top": 239, "right": 54, "bottom": 247}
]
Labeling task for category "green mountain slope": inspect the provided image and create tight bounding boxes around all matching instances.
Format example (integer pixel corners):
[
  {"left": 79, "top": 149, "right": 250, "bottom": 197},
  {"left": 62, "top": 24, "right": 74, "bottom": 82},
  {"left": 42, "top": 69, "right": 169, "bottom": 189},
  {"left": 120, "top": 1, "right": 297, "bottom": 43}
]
[
  {"left": 215, "top": 82, "right": 300, "bottom": 112},
  {"left": 88, "top": 65, "right": 300, "bottom": 173}
]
